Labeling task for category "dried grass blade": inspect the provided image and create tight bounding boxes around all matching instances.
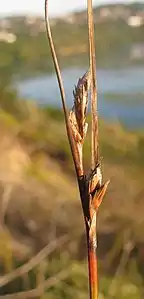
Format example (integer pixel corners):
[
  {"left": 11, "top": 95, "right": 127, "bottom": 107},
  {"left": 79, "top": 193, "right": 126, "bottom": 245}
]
[
  {"left": 87, "top": 0, "right": 99, "bottom": 169},
  {"left": 45, "top": 0, "right": 80, "bottom": 176}
]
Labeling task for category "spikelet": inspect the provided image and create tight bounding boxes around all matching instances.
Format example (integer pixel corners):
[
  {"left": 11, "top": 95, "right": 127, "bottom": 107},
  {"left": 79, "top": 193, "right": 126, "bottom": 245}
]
[{"left": 69, "top": 70, "right": 90, "bottom": 144}]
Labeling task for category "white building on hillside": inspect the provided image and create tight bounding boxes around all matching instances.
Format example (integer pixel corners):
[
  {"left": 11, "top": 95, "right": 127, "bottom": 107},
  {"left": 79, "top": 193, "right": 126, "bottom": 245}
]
[
  {"left": 127, "top": 16, "right": 143, "bottom": 27},
  {"left": 0, "top": 31, "right": 17, "bottom": 43}
]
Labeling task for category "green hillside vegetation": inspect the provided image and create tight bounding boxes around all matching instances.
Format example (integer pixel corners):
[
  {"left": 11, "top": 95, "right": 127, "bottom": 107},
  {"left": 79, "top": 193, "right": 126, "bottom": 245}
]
[
  {"left": 0, "top": 3, "right": 144, "bottom": 78},
  {"left": 0, "top": 81, "right": 143, "bottom": 298}
]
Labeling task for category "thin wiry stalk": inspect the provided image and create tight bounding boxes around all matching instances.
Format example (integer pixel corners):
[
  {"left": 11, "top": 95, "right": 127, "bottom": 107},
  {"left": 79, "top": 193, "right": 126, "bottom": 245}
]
[
  {"left": 0, "top": 235, "right": 68, "bottom": 288},
  {"left": 45, "top": 0, "right": 81, "bottom": 177},
  {"left": 87, "top": 0, "right": 99, "bottom": 169},
  {"left": 0, "top": 268, "right": 71, "bottom": 299},
  {"left": 87, "top": 2, "right": 99, "bottom": 298},
  {"left": 44, "top": 1, "right": 109, "bottom": 299}
]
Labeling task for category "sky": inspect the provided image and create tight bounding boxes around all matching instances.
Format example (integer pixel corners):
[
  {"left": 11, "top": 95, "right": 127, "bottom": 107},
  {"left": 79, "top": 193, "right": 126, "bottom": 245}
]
[{"left": 0, "top": 0, "right": 144, "bottom": 17}]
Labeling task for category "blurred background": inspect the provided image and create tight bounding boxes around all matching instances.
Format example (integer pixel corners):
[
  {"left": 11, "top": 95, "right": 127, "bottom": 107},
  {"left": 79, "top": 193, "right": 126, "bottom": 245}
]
[{"left": 0, "top": 0, "right": 144, "bottom": 298}]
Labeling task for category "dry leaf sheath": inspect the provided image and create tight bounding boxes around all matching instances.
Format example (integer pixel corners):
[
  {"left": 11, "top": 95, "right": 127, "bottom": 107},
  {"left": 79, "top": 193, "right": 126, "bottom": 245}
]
[{"left": 45, "top": 1, "right": 109, "bottom": 299}]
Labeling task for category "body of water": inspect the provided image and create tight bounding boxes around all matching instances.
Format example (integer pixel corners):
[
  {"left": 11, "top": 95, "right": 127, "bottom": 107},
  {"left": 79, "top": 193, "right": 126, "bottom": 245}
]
[{"left": 17, "top": 67, "right": 144, "bottom": 128}]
